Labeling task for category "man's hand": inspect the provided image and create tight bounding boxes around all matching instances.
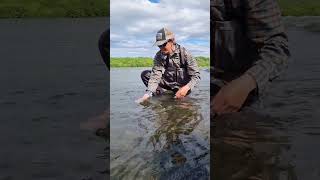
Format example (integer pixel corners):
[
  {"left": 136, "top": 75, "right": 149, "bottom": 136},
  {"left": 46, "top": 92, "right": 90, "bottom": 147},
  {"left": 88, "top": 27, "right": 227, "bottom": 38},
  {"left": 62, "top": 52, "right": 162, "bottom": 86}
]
[
  {"left": 135, "top": 93, "right": 151, "bottom": 104},
  {"left": 212, "top": 73, "right": 257, "bottom": 115},
  {"left": 175, "top": 85, "right": 190, "bottom": 99}
]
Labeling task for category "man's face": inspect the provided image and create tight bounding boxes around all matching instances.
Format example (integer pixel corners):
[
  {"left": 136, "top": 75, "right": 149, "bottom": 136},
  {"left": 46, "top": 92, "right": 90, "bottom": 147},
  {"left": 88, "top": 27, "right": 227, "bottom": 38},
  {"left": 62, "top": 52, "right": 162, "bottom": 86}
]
[{"left": 159, "top": 41, "right": 173, "bottom": 55}]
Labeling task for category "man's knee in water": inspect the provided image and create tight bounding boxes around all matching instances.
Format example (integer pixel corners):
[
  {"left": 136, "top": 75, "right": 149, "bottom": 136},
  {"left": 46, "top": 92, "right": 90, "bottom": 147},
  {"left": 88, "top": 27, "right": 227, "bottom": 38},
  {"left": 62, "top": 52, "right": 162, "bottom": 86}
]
[{"left": 98, "top": 30, "right": 109, "bottom": 68}]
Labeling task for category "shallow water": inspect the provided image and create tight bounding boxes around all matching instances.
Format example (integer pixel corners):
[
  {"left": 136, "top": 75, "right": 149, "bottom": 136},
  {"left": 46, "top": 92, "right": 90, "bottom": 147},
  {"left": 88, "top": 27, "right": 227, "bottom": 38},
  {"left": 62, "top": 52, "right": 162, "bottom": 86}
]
[
  {"left": 0, "top": 18, "right": 108, "bottom": 180},
  {"left": 110, "top": 68, "right": 210, "bottom": 179}
]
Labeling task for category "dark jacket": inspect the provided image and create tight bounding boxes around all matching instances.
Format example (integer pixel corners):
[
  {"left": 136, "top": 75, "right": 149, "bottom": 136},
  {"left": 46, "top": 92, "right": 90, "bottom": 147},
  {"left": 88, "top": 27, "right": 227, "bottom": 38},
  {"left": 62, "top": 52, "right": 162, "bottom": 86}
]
[{"left": 211, "top": 0, "right": 290, "bottom": 95}]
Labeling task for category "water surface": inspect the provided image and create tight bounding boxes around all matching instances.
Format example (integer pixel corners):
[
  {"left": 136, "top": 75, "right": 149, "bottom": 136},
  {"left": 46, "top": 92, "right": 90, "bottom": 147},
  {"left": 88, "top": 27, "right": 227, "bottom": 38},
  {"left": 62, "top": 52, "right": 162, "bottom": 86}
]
[
  {"left": 110, "top": 68, "right": 210, "bottom": 179},
  {"left": 0, "top": 18, "right": 108, "bottom": 180}
]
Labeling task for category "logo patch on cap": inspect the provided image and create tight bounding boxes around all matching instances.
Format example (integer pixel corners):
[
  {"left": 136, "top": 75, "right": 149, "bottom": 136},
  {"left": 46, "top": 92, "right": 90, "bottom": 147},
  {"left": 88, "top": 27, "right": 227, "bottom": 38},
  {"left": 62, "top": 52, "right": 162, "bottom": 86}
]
[{"left": 156, "top": 33, "right": 163, "bottom": 41}]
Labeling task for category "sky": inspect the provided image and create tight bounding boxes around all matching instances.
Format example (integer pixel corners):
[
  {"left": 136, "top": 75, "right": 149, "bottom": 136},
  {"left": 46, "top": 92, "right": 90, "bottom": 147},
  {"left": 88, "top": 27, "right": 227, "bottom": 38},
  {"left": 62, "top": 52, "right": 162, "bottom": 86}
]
[{"left": 110, "top": 0, "right": 210, "bottom": 57}]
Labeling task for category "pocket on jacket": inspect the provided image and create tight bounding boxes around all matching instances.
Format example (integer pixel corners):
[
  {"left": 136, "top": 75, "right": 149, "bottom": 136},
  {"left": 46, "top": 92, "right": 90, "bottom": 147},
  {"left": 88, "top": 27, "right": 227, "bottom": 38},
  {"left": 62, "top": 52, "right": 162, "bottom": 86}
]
[
  {"left": 214, "top": 21, "right": 236, "bottom": 71},
  {"left": 214, "top": 20, "right": 250, "bottom": 72}
]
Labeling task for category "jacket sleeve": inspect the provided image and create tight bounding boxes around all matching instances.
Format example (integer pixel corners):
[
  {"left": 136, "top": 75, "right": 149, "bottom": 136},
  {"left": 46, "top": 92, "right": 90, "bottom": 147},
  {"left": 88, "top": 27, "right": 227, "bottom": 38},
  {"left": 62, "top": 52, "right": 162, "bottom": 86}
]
[
  {"left": 185, "top": 49, "right": 201, "bottom": 90},
  {"left": 146, "top": 52, "right": 165, "bottom": 93},
  {"left": 244, "top": 0, "right": 290, "bottom": 95}
]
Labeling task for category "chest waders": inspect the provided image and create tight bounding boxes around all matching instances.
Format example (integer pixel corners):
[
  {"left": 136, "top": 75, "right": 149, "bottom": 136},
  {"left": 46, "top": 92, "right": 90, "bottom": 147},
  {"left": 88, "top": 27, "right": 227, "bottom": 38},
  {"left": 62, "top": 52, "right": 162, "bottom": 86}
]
[
  {"left": 211, "top": 0, "right": 258, "bottom": 82},
  {"left": 163, "top": 45, "right": 190, "bottom": 91},
  {"left": 211, "top": 0, "right": 260, "bottom": 107}
]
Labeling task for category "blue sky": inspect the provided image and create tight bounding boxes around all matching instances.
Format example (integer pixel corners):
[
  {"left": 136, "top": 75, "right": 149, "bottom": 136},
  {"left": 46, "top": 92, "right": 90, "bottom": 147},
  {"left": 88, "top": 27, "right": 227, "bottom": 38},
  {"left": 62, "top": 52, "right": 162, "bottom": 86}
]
[
  {"left": 111, "top": 0, "right": 210, "bottom": 57},
  {"left": 148, "top": 0, "right": 160, "bottom": 3}
]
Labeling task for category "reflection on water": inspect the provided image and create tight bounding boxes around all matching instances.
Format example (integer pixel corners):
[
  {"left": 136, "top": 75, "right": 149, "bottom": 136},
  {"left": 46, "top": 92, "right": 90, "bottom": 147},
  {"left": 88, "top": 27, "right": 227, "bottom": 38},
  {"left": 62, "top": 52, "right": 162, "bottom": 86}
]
[
  {"left": 96, "top": 127, "right": 109, "bottom": 175},
  {"left": 212, "top": 110, "right": 297, "bottom": 180},
  {"left": 81, "top": 110, "right": 110, "bottom": 175},
  {"left": 144, "top": 96, "right": 203, "bottom": 150},
  {"left": 111, "top": 69, "right": 209, "bottom": 180},
  {"left": 94, "top": 116, "right": 110, "bottom": 176},
  {"left": 112, "top": 96, "right": 209, "bottom": 179}
]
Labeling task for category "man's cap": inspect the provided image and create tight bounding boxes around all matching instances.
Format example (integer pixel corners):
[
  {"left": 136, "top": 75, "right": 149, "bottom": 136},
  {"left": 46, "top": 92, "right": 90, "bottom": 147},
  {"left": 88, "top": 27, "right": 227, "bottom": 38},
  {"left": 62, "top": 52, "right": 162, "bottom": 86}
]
[{"left": 153, "top": 27, "right": 175, "bottom": 46}]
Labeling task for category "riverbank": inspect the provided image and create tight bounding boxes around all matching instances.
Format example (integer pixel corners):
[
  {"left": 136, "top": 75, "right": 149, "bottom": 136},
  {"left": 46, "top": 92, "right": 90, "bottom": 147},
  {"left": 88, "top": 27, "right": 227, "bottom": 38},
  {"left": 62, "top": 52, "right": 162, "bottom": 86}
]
[
  {"left": 110, "top": 57, "right": 210, "bottom": 67},
  {"left": 0, "top": 0, "right": 108, "bottom": 18},
  {"left": 0, "top": 0, "right": 319, "bottom": 18},
  {"left": 279, "top": 0, "right": 320, "bottom": 16}
]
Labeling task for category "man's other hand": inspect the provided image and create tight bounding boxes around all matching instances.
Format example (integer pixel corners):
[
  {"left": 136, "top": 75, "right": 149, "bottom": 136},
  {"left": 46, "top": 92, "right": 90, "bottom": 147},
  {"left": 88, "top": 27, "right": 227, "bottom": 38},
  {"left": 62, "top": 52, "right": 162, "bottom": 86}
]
[
  {"left": 175, "top": 85, "right": 190, "bottom": 99},
  {"left": 212, "top": 73, "right": 257, "bottom": 115},
  {"left": 135, "top": 94, "right": 151, "bottom": 104}
]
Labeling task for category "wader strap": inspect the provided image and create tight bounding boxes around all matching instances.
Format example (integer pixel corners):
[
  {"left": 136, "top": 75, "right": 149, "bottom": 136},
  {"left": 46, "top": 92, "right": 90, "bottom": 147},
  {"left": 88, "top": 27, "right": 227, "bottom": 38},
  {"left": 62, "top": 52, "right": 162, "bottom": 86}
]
[
  {"left": 179, "top": 46, "right": 187, "bottom": 68},
  {"left": 164, "top": 55, "right": 170, "bottom": 69}
]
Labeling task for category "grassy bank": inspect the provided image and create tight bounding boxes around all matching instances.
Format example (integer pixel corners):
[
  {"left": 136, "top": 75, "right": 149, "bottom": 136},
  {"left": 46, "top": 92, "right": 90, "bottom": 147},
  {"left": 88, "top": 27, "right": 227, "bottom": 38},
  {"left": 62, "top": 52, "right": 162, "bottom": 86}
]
[
  {"left": 0, "top": 0, "right": 319, "bottom": 18},
  {"left": 111, "top": 57, "right": 210, "bottom": 68},
  {"left": 0, "top": 0, "right": 109, "bottom": 18},
  {"left": 278, "top": 0, "right": 320, "bottom": 16}
]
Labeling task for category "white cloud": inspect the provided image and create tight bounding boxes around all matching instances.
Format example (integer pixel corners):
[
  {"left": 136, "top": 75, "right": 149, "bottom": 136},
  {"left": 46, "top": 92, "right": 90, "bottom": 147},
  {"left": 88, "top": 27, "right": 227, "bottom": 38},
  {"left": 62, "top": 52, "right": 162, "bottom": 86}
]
[{"left": 111, "top": 0, "right": 210, "bottom": 57}]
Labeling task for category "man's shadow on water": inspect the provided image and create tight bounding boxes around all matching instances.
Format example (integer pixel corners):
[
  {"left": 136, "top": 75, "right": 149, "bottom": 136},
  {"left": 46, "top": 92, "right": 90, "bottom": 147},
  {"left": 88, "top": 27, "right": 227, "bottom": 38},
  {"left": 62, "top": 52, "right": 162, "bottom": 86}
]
[
  {"left": 139, "top": 94, "right": 210, "bottom": 180},
  {"left": 211, "top": 109, "right": 298, "bottom": 180}
]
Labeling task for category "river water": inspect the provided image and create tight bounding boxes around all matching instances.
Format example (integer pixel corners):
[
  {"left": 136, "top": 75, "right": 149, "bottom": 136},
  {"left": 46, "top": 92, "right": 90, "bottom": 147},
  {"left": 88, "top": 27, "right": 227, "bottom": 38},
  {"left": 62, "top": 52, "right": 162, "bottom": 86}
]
[
  {"left": 0, "top": 18, "right": 108, "bottom": 180},
  {"left": 110, "top": 68, "right": 210, "bottom": 179}
]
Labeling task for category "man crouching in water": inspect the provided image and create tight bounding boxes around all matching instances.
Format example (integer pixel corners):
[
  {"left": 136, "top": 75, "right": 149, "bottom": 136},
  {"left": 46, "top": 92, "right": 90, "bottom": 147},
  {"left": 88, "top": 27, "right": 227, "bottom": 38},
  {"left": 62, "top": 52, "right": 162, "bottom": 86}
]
[{"left": 136, "top": 27, "right": 201, "bottom": 103}]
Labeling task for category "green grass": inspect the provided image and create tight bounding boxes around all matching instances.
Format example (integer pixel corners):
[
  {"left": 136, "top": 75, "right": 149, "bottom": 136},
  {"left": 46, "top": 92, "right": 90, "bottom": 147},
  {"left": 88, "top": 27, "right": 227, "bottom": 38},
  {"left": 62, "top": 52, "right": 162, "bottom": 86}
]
[
  {"left": 0, "top": 0, "right": 109, "bottom": 18},
  {"left": 1, "top": 0, "right": 319, "bottom": 18},
  {"left": 278, "top": 0, "right": 320, "bottom": 16},
  {"left": 111, "top": 57, "right": 210, "bottom": 68}
]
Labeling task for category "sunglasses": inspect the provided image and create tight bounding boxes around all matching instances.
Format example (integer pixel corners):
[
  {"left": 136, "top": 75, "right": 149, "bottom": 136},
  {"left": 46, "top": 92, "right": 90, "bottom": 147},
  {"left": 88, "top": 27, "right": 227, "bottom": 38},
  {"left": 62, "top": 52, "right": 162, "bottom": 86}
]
[{"left": 158, "top": 42, "right": 168, "bottom": 48}]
